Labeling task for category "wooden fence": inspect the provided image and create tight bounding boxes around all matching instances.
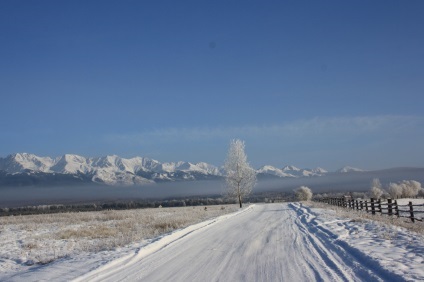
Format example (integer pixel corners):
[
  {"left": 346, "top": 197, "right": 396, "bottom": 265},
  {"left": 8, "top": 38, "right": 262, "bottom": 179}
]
[{"left": 315, "top": 198, "right": 424, "bottom": 223}]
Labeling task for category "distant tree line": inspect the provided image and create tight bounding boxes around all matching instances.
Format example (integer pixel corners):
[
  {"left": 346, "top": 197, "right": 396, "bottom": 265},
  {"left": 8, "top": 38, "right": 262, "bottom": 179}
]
[
  {"left": 364, "top": 179, "right": 423, "bottom": 200},
  {"left": 0, "top": 191, "right": 293, "bottom": 217}
]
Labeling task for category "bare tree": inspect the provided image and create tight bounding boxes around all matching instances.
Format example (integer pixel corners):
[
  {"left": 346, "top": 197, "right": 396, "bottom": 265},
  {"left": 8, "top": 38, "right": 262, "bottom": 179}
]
[
  {"left": 224, "top": 139, "right": 256, "bottom": 208},
  {"left": 295, "top": 186, "right": 313, "bottom": 201}
]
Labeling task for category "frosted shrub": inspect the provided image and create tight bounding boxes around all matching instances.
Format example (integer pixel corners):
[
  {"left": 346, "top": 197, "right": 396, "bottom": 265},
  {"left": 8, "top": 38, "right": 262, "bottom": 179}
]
[
  {"left": 369, "top": 187, "right": 384, "bottom": 199},
  {"left": 388, "top": 183, "right": 403, "bottom": 199},
  {"left": 369, "top": 178, "right": 384, "bottom": 199},
  {"left": 388, "top": 180, "right": 422, "bottom": 198},
  {"left": 295, "top": 186, "right": 313, "bottom": 201},
  {"left": 403, "top": 180, "right": 422, "bottom": 197}
]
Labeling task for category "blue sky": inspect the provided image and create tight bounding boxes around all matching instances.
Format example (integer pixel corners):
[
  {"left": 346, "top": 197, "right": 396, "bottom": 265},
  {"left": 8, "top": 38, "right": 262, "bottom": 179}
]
[{"left": 1, "top": 1, "right": 423, "bottom": 170}]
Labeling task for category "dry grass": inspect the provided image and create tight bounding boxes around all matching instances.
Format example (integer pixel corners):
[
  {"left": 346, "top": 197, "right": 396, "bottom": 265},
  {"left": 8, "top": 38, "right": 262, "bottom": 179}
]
[
  {"left": 0, "top": 205, "right": 239, "bottom": 265},
  {"left": 57, "top": 225, "right": 119, "bottom": 240}
]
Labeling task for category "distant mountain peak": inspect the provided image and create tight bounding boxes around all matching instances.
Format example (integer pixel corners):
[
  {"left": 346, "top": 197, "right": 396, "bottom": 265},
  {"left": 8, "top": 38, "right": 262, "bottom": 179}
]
[
  {"left": 337, "top": 166, "right": 364, "bottom": 173},
  {"left": 312, "top": 167, "right": 328, "bottom": 174},
  {"left": 282, "top": 165, "right": 301, "bottom": 171},
  {"left": 257, "top": 165, "right": 293, "bottom": 178},
  {"left": 3, "top": 152, "right": 54, "bottom": 173}
]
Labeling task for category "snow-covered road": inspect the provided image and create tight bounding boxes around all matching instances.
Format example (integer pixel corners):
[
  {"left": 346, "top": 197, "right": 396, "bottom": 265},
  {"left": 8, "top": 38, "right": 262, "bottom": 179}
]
[{"left": 74, "top": 203, "right": 408, "bottom": 282}]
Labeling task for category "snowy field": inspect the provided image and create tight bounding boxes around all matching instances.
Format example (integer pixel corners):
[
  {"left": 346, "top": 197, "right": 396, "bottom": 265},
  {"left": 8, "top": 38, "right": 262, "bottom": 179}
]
[
  {"left": 1, "top": 202, "right": 424, "bottom": 281},
  {"left": 0, "top": 205, "right": 238, "bottom": 278},
  {"left": 396, "top": 199, "right": 424, "bottom": 221},
  {"left": 314, "top": 198, "right": 424, "bottom": 230}
]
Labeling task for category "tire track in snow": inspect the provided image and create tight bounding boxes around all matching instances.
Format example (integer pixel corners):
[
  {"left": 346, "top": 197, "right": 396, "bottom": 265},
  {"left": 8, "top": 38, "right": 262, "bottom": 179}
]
[{"left": 289, "top": 203, "right": 405, "bottom": 282}]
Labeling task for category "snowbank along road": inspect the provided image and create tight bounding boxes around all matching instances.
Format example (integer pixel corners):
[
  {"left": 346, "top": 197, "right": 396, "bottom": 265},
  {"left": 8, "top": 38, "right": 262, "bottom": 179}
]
[{"left": 74, "top": 203, "right": 409, "bottom": 282}]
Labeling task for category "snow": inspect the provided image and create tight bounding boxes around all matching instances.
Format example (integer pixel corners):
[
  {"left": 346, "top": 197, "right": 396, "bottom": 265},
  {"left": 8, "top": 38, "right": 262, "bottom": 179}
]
[
  {"left": 1, "top": 203, "right": 423, "bottom": 281},
  {"left": 396, "top": 198, "right": 424, "bottom": 205},
  {"left": 1, "top": 153, "right": 374, "bottom": 185},
  {"left": 280, "top": 165, "right": 327, "bottom": 177},
  {"left": 257, "top": 165, "right": 329, "bottom": 178},
  {"left": 396, "top": 198, "right": 424, "bottom": 220},
  {"left": 312, "top": 167, "right": 328, "bottom": 174},
  {"left": 0, "top": 153, "right": 54, "bottom": 173},
  {"left": 337, "top": 166, "right": 364, "bottom": 173},
  {"left": 257, "top": 165, "right": 294, "bottom": 177},
  {"left": 195, "top": 162, "right": 220, "bottom": 175},
  {"left": 51, "top": 154, "right": 92, "bottom": 174},
  {"left": 282, "top": 165, "right": 301, "bottom": 171}
]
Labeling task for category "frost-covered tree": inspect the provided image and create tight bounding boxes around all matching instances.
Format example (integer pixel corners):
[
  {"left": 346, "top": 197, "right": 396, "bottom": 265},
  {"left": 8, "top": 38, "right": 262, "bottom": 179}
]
[
  {"left": 295, "top": 186, "right": 313, "bottom": 201},
  {"left": 369, "top": 187, "right": 384, "bottom": 199},
  {"left": 388, "top": 183, "right": 403, "bottom": 199},
  {"left": 224, "top": 139, "right": 256, "bottom": 208},
  {"left": 387, "top": 180, "right": 422, "bottom": 198},
  {"left": 369, "top": 178, "right": 384, "bottom": 199},
  {"left": 371, "top": 178, "right": 382, "bottom": 189},
  {"left": 400, "top": 180, "right": 421, "bottom": 197}
]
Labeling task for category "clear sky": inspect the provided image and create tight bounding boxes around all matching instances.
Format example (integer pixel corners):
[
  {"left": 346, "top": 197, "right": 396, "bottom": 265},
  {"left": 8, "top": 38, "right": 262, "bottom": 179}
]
[{"left": 1, "top": 1, "right": 423, "bottom": 171}]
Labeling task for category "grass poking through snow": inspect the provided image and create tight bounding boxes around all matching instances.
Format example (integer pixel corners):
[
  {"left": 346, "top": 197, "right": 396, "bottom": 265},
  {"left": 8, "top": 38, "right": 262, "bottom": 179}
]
[{"left": 0, "top": 205, "right": 239, "bottom": 266}]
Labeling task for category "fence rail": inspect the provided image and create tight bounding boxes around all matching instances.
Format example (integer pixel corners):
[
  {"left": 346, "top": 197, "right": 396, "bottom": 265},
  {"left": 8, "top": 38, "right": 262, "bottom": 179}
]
[{"left": 315, "top": 198, "right": 424, "bottom": 223}]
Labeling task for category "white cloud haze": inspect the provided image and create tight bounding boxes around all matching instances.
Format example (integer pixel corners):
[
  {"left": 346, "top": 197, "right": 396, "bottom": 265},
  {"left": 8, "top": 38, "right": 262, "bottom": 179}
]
[
  {"left": 103, "top": 115, "right": 424, "bottom": 170},
  {"left": 107, "top": 115, "right": 423, "bottom": 143}
]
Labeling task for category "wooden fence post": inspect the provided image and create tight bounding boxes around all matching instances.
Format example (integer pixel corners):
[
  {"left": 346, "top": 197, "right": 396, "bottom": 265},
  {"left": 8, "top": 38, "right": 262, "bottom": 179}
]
[
  {"left": 377, "top": 199, "right": 382, "bottom": 214},
  {"left": 409, "top": 201, "right": 415, "bottom": 223},
  {"left": 394, "top": 200, "right": 399, "bottom": 217},
  {"left": 365, "top": 201, "right": 368, "bottom": 213},
  {"left": 356, "top": 200, "right": 359, "bottom": 210},
  {"left": 371, "top": 198, "right": 375, "bottom": 215},
  {"left": 360, "top": 201, "right": 363, "bottom": 210},
  {"left": 387, "top": 199, "right": 393, "bottom": 216}
]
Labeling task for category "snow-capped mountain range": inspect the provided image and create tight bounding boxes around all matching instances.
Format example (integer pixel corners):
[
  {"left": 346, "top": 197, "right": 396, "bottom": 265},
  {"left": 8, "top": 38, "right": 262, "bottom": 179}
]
[
  {"left": 0, "top": 153, "right": 364, "bottom": 186},
  {"left": 256, "top": 165, "right": 331, "bottom": 178}
]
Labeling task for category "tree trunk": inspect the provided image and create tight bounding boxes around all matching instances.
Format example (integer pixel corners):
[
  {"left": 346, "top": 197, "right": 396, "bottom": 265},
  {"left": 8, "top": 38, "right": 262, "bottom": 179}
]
[{"left": 239, "top": 195, "right": 242, "bottom": 208}]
